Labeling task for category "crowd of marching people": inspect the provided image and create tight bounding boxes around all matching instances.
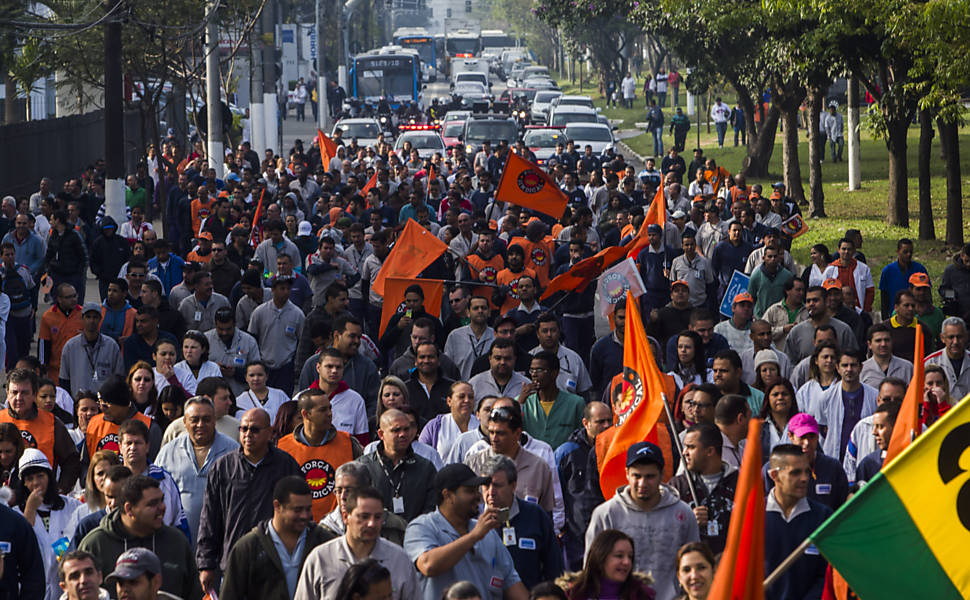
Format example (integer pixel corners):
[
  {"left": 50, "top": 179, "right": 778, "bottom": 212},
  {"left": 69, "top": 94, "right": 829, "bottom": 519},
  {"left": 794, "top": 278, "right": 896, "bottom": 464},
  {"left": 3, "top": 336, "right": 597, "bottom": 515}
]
[{"left": 0, "top": 120, "right": 967, "bottom": 600}]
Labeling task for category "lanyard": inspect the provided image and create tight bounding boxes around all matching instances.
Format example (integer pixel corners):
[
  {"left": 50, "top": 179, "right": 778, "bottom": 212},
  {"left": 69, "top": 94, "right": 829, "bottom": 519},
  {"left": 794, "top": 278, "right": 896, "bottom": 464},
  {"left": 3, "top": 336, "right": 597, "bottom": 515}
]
[
  {"left": 468, "top": 333, "right": 490, "bottom": 359},
  {"left": 84, "top": 338, "right": 102, "bottom": 371},
  {"left": 380, "top": 454, "right": 405, "bottom": 498}
]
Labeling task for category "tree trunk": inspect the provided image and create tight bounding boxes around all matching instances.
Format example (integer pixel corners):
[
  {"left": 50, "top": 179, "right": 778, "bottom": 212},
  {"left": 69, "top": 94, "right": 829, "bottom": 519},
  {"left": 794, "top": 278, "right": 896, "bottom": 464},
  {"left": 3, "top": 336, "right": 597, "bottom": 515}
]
[
  {"left": 806, "top": 88, "right": 825, "bottom": 217},
  {"left": 917, "top": 109, "right": 936, "bottom": 240},
  {"left": 4, "top": 76, "right": 16, "bottom": 124},
  {"left": 781, "top": 107, "right": 806, "bottom": 206},
  {"left": 938, "top": 117, "right": 963, "bottom": 246},
  {"left": 741, "top": 106, "right": 779, "bottom": 179},
  {"left": 885, "top": 115, "right": 909, "bottom": 227}
]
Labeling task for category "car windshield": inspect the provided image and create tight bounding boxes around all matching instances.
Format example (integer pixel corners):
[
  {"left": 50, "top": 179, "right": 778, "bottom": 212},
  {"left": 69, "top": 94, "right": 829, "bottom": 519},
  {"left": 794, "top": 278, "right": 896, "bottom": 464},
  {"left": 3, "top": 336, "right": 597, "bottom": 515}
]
[
  {"left": 400, "top": 134, "right": 442, "bottom": 148},
  {"left": 455, "top": 84, "right": 486, "bottom": 95},
  {"left": 566, "top": 126, "right": 612, "bottom": 141},
  {"left": 443, "top": 122, "right": 465, "bottom": 137},
  {"left": 535, "top": 91, "right": 561, "bottom": 103},
  {"left": 524, "top": 131, "right": 564, "bottom": 146},
  {"left": 457, "top": 74, "right": 487, "bottom": 84},
  {"left": 551, "top": 112, "right": 597, "bottom": 126},
  {"left": 335, "top": 122, "right": 380, "bottom": 139},
  {"left": 465, "top": 121, "right": 518, "bottom": 144},
  {"left": 560, "top": 98, "right": 592, "bottom": 107}
]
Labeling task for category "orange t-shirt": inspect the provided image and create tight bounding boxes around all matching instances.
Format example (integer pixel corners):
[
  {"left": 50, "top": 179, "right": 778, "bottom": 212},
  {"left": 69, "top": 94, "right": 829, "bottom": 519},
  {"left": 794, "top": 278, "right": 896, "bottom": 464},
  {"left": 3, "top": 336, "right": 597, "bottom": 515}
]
[
  {"left": 191, "top": 197, "right": 216, "bottom": 236},
  {"left": 509, "top": 236, "right": 555, "bottom": 288},
  {"left": 39, "top": 305, "right": 84, "bottom": 380},
  {"left": 466, "top": 253, "right": 506, "bottom": 309}
]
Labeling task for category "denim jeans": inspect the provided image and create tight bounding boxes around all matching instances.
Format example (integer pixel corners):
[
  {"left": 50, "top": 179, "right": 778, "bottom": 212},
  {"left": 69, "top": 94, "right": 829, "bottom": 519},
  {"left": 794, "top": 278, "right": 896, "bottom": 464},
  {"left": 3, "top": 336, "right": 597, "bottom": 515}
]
[
  {"left": 830, "top": 137, "right": 844, "bottom": 161},
  {"left": 652, "top": 127, "right": 664, "bottom": 156},
  {"left": 715, "top": 122, "right": 728, "bottom": 147}
]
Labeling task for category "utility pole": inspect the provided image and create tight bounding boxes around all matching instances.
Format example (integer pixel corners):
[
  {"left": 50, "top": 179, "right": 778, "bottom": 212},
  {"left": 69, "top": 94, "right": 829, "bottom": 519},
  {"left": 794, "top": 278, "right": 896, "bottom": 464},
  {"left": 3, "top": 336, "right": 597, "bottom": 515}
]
[
  {"left": 205, "top": 0, "right": 224, "bottom": 178},
  {"left": 847, "top": 75, "right": 860, "bottom": 190},
  {"left": 315, "top": 0, "right": 328, "bottom": 132},
  {"left": 103, "top": 0, "right": 126, "bottom": 224},
  {"left": 262, "top": 0, "right": 279, "bottom": 156},
  {"left": 251, "top": 19, "right": 266, "bottom": 157}
]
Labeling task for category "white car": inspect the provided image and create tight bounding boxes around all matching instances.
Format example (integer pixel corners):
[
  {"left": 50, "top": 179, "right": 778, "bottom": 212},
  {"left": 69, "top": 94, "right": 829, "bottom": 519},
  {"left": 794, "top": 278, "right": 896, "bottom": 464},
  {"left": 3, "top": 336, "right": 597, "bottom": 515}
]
[
  {"left": 453, "top": 71, "right": 490, "bottom": 90},
  {"left": 549, "top": 94, "right": 595, "bottom": 112},
  {"left": 453, "top": 82, "right": 492, "bottom": 107},
  {"left": 394, "top": 128, "right": 446, "bottom": 159},
  {"left": 530, "top": 90, "right": 563, "bottom": 124},
  {"left": 332, "top": 118, "right": 383, "bottom": 148},
  {"left": 549, "top": 105, "right": 600, "bottom": 127},
  {"left": 564, "top": 123, "right": 616, "bottom": 155}
]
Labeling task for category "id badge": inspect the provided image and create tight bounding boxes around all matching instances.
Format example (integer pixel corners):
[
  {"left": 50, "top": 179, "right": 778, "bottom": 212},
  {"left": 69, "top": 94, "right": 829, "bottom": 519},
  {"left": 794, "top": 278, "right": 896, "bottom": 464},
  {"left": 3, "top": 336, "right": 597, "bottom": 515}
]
[
  {"left": 392, "top": 496, "right": 405, "bottom": 514},
  {"left": 502, "top": 527, "right": 517, "bottom": 546},
  {"left": 816, "top": 483, "right": 832, "bottom": 495},
  {"left": 194, "top": 310, "right": 203, "bottom": 322},
  {"left": 707, "top": 521, "right": 719, "bottom": 537}
]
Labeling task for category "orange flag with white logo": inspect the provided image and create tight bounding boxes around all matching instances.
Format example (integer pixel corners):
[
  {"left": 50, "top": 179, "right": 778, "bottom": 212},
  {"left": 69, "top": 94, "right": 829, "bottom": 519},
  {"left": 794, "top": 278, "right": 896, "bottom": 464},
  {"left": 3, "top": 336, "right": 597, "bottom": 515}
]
[
  {"left": 378, "top": 278, "right": 445, "bottom": 337},
  {"left": 884, "top": 324, "right": 925, "bottom": 465},
  {"left": 494, "top": 151, "right": 568, "bottom": 219},
  {"left": 373, "top": 219, "right": 448, "bottom": 297},
  {"left": 539, "top": 244, "right": 629, "bottom": 301},
  {"left": 598, "top": 291, "right": 667, "bottom": 498},
  {"left": 707, "top": 419, "right": 765, "bottom": 600}
]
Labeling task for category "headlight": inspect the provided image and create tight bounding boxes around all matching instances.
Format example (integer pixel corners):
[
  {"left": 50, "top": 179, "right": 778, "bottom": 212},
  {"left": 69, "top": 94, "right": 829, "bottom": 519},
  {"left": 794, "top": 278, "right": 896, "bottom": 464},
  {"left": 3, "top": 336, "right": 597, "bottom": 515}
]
[
  {"left": 380, "top": 116, "right": 388, "bottom": 123},
  {"left": 519, "top": 111, "right": 527, "bottom": 119}
]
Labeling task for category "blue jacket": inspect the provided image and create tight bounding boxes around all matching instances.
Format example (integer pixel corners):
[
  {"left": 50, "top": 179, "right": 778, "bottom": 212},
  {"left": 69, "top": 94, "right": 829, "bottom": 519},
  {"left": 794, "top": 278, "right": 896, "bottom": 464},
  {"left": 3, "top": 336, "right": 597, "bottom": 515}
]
[
  {"left": 555, "top": 427, "right": 598, "bottom": 571},
  {"left": 764, "top": 497, "right": 832, "bottom": 600},
  {"left": 148, "top": 253, "right": 186, "bottom": 296},
  {"left": 0, "top": 504, "right": 46, "bottom": 598},
  {"left": 589, "top": 333, "right": 622, "bottom": 398},
  {"left": 506, "top": 497, "right": 564, "bottom": 588},
  {"left": 1, "top": 230, "right": 45, "bottom": 276}
]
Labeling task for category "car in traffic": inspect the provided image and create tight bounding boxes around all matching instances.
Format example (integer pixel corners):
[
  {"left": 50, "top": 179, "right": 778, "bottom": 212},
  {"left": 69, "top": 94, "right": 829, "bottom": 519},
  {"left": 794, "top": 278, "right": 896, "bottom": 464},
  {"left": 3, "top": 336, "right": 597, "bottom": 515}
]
[
  {"left": 530, "top": 90, "right": 563, "bottom": 124},
  {"left": 453, "top": 82, "right": 492, "bottom": 107},
  {"left": 549, "top": 105, "right": 600, "bottom": 127},
  {"left": 522, "top": 78, "right": 560, "bottom": 91},
  {"left": 394, "top": 126, "right": 446, "bottom": 158},
  {"left": 462, "top": 115, "right": 519, "bottom": 155},
  {"left": 452, "top": 70, "right": 490, "bottom": 90},
  {"left": 442, "top": 110, "right": 472, "bottom": 124},
  {"left": 549, "top": 94, "right": 595, "bottom": 113},
  {"left": 564, "top": 123, "right": 616, "bottom": 155},
  {"left": 522, "top": 126, "right": 566, "bottom": 165},
  {"left": 332, "top": 118, "right": 384, "bottom": 147},
  {"left": 441, "top": 119, "right": 466, "bottom": 147}
]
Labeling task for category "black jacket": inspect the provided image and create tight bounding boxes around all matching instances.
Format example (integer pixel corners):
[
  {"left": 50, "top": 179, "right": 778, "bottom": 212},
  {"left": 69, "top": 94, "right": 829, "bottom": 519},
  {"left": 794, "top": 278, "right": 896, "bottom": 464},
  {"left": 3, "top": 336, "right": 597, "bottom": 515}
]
[
  {"left": 359, "top": 446, "right": 437, "bottom": 522},
  {"left": 196, "top": 447, "right": 302, "bottom": 572},
  {"left": 404, "top": 372, "right": 453, "bottom": 425},
  {"left": 45, "top": 225, "right": 87, "bottom": 276},
  {"left": 669, "top": 464, "right": 739, "bottom": 554},
  {"left": 0, "top": 504, "right": 45, "bottom": 599},
  {"left": 89, "top": 217, "right": 131, "bottom": 281}
]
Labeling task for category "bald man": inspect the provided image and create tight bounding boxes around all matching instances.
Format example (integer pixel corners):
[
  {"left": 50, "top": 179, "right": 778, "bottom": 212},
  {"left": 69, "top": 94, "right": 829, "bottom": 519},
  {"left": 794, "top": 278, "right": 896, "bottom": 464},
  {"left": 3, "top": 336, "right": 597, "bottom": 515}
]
[
  {"left": 360, "top": 409, "right": 437, "bottom": 521},
  {"left": 196, "top": 407, "right": 303, "bottom": 593}
]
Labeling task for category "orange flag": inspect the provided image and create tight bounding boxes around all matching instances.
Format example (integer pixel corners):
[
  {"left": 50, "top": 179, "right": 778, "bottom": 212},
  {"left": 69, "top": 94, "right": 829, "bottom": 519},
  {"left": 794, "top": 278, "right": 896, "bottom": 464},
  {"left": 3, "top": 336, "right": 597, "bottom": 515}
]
[
  {"left": 249, "top": 189, "right": 266, "bottom": 246},
  {"left": 317, "top": 129, "right": 338, "bottom": 169},
  {"left": 626, "top": 184, "right": 667, "bottom": 260},
  {"left": 539, "top": 244, "right": 629, "bottom": 301},
  {"left": 883, "top": 324, "right": 925, "bottom": 465},
  {"left": 707, "top": 419, "right": 765, "bottom": 600},
  {"left": 361, "top": 172, "right": 378, "bottom": 197},
  {"left": 373, "top": 219, "right": 448, "bottom": 297},
  {"left": 378, "top": 278, "right": 445, "bottom": 337},
  {"left": 598, "top": 291, "right": 667, "bottom": 498},
  {"left": 495, "top": 151, "right": 568, "bottom": 219}
]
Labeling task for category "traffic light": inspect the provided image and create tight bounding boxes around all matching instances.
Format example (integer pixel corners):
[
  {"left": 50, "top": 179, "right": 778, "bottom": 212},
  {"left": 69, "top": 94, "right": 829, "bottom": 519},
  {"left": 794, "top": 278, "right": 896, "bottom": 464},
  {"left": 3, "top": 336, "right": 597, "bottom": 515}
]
[{"left": 465, "top": 0, "right": 471, "bottom": 12}]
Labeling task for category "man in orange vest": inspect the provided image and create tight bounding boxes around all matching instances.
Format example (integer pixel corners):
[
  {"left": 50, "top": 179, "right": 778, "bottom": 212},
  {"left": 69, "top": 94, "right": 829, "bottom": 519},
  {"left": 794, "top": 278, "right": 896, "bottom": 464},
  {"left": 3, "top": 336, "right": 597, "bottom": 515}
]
[
  {"left": 0, "top": 368, "right": 80, "bottom": 493},
  {"left": 277, "top": 387, "right": 362, "bottom": 522},
  {"left": 38, "top": 283, "right": 84, "bottom": 380},
  {"left": 83, "top": 375, "right": 162, "bottom": 466},
  {"left": 190, "top": 188, "right": 216, "bottom": 238},
  {"left": 464, "top": 226, "right": 506, "bottom": 310}
]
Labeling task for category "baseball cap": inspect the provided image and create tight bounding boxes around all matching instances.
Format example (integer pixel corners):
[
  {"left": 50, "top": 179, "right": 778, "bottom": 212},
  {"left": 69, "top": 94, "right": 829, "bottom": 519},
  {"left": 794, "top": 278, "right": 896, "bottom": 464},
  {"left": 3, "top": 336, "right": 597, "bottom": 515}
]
[
  {"left": 105, "top": 548, "right": 162, "bottom": 585},
  {"left": 789, "top": 413, "right": 820, "bottom": 438},
  {"left": 433, "top": 464, "right": 490, "bottom": 493},
  {"left": 81, "top": 302, "right": 102, "bottom": 315},
  {"left": 197, "top": 231, "right": 213, "bottom": 241},
  {"left": 733, "top": 292, "right": 753, "bottom": 305},
  {"left": 626, "top": 442, "right": 665, "bottom": 469},
  {"left": 672, "top": 210, "right": 687, "bottom": 220},
  {"left": 241, "top": 270, "right": 263, "bottom": 288},
  {"left": 18, "top": 448, "right": 52, "bottom": 475},
  {"left": 671, "top": 279, "right": 689, "bottom": 290},
  {"left": 822, "top": 278, "right": 842, "bottom": 291},
  {"left": 98, "top": 375, "right": 132, "bottom": 407},
  {"left": 646, "top": 224, "right": 663, "bottom": 235},
  {"left": 909, "top": 272, "right": 930, "bottom": 288},
  {"left": 298, "top": 221, "right": 313, "bottom": 236}
]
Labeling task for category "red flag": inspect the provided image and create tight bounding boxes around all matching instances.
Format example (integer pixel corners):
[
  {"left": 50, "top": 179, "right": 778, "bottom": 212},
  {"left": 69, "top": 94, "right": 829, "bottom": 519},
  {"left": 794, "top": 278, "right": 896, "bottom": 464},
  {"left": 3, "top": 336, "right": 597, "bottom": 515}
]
[
  {"left": 249, "top": 189, "right": 266, "bottom": 246},
  {"left": 494, "top": 151, "right": 568, "bottom": 219},
  {"left": 884, "top": 324, "right": 925, "bottom": 465},
  {"left": 626, "top": 184, "right": 667, "bottom": 260},
  {"left": 539, "top": 244, "right": 629, "bottom": 301},
  {"left": 707, "top": 419, "right": 765, "bottom": 600},
  {"left": 317, "top": 129, "right": 338, "bottom": 169},
  {"left": 373, "top": 220, "right": 448, "bottom": 297},
  {"left": 361, "top": 172, "right": 378, "bottom": 197},
  {"left": 378, "top": 278, "right": 445, "bottom": 337},
  {"left": 598, "top": 291, "right": 667, "bottom": 498}
]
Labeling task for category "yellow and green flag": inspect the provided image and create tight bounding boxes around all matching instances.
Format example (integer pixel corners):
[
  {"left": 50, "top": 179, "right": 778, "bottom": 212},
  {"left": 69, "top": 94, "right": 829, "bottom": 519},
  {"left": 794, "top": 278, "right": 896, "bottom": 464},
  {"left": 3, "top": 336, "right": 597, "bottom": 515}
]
[{"left": 809, "top": 397, "right": 970, "bottom": 599}]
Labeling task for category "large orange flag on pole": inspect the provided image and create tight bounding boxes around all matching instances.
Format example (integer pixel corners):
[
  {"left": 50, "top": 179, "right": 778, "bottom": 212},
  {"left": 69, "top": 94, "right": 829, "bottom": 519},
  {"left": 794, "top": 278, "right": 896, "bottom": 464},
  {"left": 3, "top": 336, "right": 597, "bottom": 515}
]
[
  {"left": 707, "top": 419, "right": 765, "bottom": 600},
  {"left": 373, "top": 220, "right": 448, "bottom": 297},
  {"left": 626, "top": 184, "right": 667, "bottom": 260},
  {"left": 883, "top": 324, "right": 925, "bottom": 465},
  {"left": 494, "top": 151, "right": 569, "bottom": 219},
  {"left": 539, "top": 244, "right": 630, "bottom": 301},
  {"left": 378, "top": 278, "right": 445, "bottom": 337},
  {"left": 598, "top": 291, "right": 667, "bottom": 498},
  {"left": 317, "top": 129, "right": 338, "bottom": 169}
]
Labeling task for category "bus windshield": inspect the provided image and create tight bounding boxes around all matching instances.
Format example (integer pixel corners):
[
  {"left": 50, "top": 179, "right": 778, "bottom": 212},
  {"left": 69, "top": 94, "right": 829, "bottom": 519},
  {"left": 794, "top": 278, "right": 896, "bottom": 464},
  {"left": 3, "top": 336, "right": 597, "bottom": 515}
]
[
  {"left": 355, "top": 57, "right": 414, "bottom": 100},
  {"left": 399, "top": 38, "right": 434, "bottom": 64},
  {"left": 446, "top": 37, "right": 481, "bottom": 56},
  {"left": 481, "top": 34, "right": 513, "bottom": 48}
]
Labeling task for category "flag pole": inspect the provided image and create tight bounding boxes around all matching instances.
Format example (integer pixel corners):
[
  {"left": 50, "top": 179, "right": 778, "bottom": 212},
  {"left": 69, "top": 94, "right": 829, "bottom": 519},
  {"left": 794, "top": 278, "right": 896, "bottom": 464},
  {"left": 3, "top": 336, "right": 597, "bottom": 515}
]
[
  {"left": 659, "top": 391, "right": 699, "bottom": 506},
  {"left": 763, "top": 538, "right": 812, "bottom": 588}
]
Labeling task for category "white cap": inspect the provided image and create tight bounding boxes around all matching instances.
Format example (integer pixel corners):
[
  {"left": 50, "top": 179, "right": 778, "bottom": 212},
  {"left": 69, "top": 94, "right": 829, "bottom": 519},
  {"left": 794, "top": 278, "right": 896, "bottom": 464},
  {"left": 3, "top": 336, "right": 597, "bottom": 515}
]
[
  {"left": 18, "top": 447, "right": 52, "bottom": 474},
  {"left": 298, "top": 221, "right": 312, "bottom": 236}
]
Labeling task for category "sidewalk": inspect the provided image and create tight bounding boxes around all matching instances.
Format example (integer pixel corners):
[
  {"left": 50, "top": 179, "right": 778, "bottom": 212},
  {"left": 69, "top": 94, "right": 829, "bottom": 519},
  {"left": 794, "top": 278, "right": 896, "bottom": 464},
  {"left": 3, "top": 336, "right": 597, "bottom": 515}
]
[{"left": 279, "top": 111, "right": 326, "bottom": 158}]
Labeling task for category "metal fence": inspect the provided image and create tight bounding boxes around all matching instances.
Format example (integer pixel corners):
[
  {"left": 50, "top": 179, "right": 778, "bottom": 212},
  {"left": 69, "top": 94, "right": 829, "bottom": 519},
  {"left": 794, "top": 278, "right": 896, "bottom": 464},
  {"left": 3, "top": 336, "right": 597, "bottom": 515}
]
[{"left": 0, "top": 108, "right": 145, "bottom": 197}]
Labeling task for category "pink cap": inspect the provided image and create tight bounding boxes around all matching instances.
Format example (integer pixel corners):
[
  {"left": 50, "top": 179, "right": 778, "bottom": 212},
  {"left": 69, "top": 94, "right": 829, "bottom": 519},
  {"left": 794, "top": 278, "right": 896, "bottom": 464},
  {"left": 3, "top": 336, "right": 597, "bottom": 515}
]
[{"left": 789, "top": 413, "right": 820, "bottom": 438}]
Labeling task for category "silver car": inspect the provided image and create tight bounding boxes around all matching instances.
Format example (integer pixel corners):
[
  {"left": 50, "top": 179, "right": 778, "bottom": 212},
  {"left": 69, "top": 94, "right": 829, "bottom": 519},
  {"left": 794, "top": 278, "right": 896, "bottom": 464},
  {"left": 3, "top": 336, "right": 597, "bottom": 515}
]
[
  {"left": 564, "top": 123, "right": 616, "bottom": 155},
  {"left": 332, "top": 118, "right": 384, "bottom": 148},
  {"left": 530, "top": 90, "right": 563, "bottom": 124}
]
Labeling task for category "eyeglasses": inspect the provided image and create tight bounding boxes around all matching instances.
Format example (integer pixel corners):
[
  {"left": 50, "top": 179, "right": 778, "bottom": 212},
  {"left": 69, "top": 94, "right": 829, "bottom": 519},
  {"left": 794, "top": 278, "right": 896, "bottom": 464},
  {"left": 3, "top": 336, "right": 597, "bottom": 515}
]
[{"left": 238, "top": 425, "right": 264, "bottom": 434}]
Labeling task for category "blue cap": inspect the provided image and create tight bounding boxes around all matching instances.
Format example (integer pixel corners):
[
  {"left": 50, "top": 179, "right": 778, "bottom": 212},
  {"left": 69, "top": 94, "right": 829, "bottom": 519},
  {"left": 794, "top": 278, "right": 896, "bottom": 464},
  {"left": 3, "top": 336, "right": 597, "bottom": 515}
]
[
  {"left": 626, "top": 442, "right": 665, "bottom": 468},
  {"left": 647, "top": 224, "right": 663, "bottom": 235}
]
